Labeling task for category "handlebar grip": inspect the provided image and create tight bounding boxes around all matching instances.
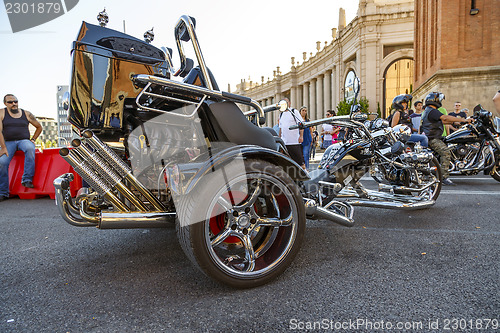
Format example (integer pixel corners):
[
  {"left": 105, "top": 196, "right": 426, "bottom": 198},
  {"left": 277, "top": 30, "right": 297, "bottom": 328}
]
[
  {"left": 263, "top": 105, "right": 278, "bottom": 113},
  {"left": 221, "top": 91, "right": 252, "bottom": 103}
]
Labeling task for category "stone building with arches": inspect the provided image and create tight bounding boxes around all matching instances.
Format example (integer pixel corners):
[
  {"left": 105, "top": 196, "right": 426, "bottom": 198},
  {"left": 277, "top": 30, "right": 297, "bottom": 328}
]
[{"left": 233, "top": 0, "right": 416, "bottom": 127}]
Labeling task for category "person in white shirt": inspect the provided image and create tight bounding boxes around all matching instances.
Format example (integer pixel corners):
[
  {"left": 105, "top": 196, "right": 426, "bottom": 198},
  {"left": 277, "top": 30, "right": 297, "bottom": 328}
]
[
  {"left": 320, "top": 110, "right": 339, "bottom": 148},
  {"left": 410, "top": 100, "right": 424, "bottom": 133},
  {"left": 279, "top": 98, "right": 305, "bottom": 169}
]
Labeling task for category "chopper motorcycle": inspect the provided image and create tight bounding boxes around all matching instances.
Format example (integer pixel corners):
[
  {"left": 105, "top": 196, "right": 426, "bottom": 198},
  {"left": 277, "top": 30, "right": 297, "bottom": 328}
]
[
  {"left": 53, "top": 12, "right": 361, "bottom": 288},
  {"left": 442, "top": 105, "right": 500, "bottom": 181},
  {"left": 293, "top": 85, "right": 442, "bottom": 210},
  {"left": 363, "top": 116, "right": 443, "bottom": 197}
]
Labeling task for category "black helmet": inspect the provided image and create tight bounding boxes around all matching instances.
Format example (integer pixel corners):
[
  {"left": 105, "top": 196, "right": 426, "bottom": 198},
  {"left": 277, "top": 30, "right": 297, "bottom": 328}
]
[
  {"left": 424, "top": 92, "right": 445, "bottom": 108},
  {"left": 392, "top": 94, "right": 412, "bottom": 110}
]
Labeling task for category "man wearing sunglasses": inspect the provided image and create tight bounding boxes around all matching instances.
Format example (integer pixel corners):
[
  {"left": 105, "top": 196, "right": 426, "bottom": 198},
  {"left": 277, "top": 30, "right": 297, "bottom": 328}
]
[{"left": 0, "top": 94, "right": 43, "bottom": 201}]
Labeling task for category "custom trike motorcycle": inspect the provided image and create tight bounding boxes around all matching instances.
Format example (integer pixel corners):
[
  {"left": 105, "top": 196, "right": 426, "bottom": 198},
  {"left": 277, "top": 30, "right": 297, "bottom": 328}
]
[{"left": 54, "top": 12, "right": 358, "bottom": 288}]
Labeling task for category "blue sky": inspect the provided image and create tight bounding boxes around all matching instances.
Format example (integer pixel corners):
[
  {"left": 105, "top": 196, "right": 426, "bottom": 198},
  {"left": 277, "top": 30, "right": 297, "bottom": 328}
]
[{"left": 0, "top": 0, "right": 357, "bottom": 118}]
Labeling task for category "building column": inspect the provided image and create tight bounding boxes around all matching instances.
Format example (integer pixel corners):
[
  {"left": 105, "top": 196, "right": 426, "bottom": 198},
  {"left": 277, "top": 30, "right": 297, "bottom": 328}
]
[
  {"left": 332, "top": 66, "right": 339, "bottom": 110},
  {"left": 316, "top": 75, "right": 324, "bottom": 120},
  {"left": 290, "top": 86, "right": 298, "bottom": 109},
  {"left": 303, "top": 82, "right": 310, "bottom": 113},
  {"left": 296, "top": 85, "right": 302, "bottom": 108},
  {"left": 309, "top": 79, "right": 317, "bottom": 120},
  {"left": 324, "top": 70, "right": 332, "bottom": 112},
  {"left": 364, "top": 40, "right": 378, "bottom": 114}
]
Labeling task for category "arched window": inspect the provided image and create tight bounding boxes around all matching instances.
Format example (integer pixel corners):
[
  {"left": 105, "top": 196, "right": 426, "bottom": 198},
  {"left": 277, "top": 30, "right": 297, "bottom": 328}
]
[
  {"left": 383, "top": 59, "right": 414, "bottom": 117},
  {"left": 344, "top": 70, "right": 357, "bottom": 102}
]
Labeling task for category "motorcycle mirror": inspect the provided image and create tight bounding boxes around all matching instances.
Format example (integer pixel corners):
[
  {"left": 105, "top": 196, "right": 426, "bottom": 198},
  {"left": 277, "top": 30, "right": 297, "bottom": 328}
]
[
  {"left": 277, "top": 99, "right": 288, "bottom": 112},
  {"left": 353, "top": 77, "right": 360, "bottom": 95},
  {"left": 177, "top": 16, "right": 197, "bottom": 42}
]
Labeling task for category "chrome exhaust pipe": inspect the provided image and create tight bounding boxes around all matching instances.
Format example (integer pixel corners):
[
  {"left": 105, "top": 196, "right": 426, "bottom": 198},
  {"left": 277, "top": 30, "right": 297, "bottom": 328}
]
[
  {"left": 71, "top": 139, "right": 149, "bottom": 212},
  {"left": 81, "top": 130, "right": 165, "bottom": 211},
  {"left": 378, "top": 180, "right": 438, "bottom": 193},
  {"left": 99, "top": 212, "right": 175, "bottom": 229},
  {"left": 54, "top": 173, "right": 176, "bottom": 228},
  {"left": 59, "top": 148, "right": 130, "bottom": 212},
  {"left": 54, "top": 173, "right": 97, "bottom": 227},
  {"left": 347, "top": 198, "right": 435, "bottom": 210},
  {"left": 304, "top": 199, "right": 354, "bottom": 227}
]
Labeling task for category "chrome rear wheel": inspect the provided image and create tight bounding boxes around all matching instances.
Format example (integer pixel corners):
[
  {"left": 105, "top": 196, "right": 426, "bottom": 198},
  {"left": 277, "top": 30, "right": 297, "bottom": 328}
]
[{"left": 176, "top": 159, "right": 305, "bottom": 288}]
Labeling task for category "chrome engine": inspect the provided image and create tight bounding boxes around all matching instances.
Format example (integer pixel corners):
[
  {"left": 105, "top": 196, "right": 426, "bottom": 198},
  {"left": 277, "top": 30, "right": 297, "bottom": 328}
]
[
  {"left": 449, "top": 143, "right": 482, "bottom": 172},
  {"left": 54, "top": 130, "right": 174, "bottom": 229}
]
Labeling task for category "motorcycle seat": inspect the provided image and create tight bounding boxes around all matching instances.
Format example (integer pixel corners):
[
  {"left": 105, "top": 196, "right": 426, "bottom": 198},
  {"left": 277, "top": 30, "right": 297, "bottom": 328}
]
[
  {"left": 262, "top": 127, "right": 287, "bottom": 151},
  {"left": 208, "top": 101, "right": 277, "bottom": 151}
]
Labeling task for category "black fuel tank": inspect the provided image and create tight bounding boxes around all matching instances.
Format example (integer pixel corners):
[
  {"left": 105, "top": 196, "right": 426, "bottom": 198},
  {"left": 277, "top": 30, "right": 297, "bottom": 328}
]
[{"left": 445, "top": 127, "right": 480, "bottom": 144}]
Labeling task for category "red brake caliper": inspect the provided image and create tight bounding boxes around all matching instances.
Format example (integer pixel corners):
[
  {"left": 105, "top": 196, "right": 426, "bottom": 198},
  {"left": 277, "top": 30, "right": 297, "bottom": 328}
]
[{"left": 209, "top": 191, "right": 248, "bottom": 244}]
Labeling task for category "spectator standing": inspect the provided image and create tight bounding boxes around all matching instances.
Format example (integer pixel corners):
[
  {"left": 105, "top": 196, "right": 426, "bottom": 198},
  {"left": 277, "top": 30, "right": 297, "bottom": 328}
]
[
  {"left": 299, "top": 107, "right": 313, "bottom": 169},
  {"left": 311, "top": 127, "right": 319, "bottom": 160},
  {"left": 438, "top": 106, "right": 450, "bottom": 137},
  {"left": 0, "top": 94, "right": 43, "bottom": 201},
  {"left": 410, "top": 100, "right": 424, "bottom": 133},
  {"left": 448, "top": 101, "right": 467, "bottom": 133},
  {"left": 279, "top": 98, "right": 305, "bottom": 169},
  {"left": 321, "top": 110, "right": 339, "bottom": 148}
]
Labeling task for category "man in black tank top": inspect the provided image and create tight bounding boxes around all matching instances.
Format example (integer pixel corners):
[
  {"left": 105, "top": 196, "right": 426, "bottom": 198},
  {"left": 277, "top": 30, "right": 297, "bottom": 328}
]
[{"left": 0, "top": 94, "right": 43, "bottom": 201}]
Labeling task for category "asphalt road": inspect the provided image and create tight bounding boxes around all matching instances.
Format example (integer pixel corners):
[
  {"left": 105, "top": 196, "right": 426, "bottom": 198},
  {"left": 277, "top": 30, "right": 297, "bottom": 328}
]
[{"left": 1, "top": 175, "right": 499, "bottom": 332}]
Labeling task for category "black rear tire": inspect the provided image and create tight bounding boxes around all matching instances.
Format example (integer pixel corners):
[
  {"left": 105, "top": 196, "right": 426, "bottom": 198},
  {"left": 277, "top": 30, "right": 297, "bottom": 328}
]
[
  {"left": 491, "top": 163, "right": 500, "bottom": 182},
  {"left": 176, "top": 159, "right": 305, "bottom": 288}
]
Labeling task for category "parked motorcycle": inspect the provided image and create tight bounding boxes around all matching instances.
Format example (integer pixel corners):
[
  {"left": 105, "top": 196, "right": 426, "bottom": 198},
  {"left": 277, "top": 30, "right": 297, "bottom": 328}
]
[
  {"left": 294, "top": 81, "right": 442, "bottom": 211},
  {"left": 363, "top": 117, "right": 442, "bottom": 197},
  {"left": 53, "top": 13, "right": 356, "bottom": 288},
  {"left": 443, "top": 105, "right": 500, "bottom": 181}
]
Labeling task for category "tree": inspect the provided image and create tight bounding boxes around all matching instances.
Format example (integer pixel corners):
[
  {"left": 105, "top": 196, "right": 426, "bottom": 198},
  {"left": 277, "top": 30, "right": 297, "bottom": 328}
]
[{"left": 335, "top": 97, "right": 370, "bottom": 116}]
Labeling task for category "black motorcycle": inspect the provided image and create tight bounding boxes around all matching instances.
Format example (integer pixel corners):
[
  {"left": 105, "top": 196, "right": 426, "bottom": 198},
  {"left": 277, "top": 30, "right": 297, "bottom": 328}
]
[
  {"left": 444, "top": 105, "right": 500, "bottom": 181},
  {"left": 293, "top": 79, "right": 442, "bottom": 211}
]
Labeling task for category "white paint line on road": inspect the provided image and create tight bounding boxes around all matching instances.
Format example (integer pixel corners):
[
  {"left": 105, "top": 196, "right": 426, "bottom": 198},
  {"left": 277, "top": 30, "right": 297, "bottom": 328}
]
[
  {"left": 440, "top": 190, "right": 500, "bottom": 195},
  {"left": 449, "top": 177, "right": 499, "bottom": 181},
  {"left": 358, "top": 176, "right": 496, "bottom": 182},
  {"left": 307, "top": 221, "right": 500, "bottom": 235}
]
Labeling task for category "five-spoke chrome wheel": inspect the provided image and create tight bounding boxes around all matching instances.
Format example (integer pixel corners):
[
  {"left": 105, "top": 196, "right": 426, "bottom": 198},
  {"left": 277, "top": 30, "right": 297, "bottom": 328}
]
[{"left": 176, "top": 159, "right": 305, "bottom": 288}]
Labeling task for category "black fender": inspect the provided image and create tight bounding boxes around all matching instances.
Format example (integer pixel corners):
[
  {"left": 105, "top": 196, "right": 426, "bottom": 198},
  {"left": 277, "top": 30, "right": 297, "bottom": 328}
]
[
  {"left": 170, "top": 145, "right": 309, "bottom": 196},
  {"left": 484, "top": 146, "right": 499, "bottom": 175}
]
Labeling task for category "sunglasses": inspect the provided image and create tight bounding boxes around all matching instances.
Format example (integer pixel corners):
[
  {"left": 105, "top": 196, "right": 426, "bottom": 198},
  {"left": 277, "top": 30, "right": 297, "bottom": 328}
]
[{"left": 6, "top": 100, "right": 18, "bottom": 104}]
